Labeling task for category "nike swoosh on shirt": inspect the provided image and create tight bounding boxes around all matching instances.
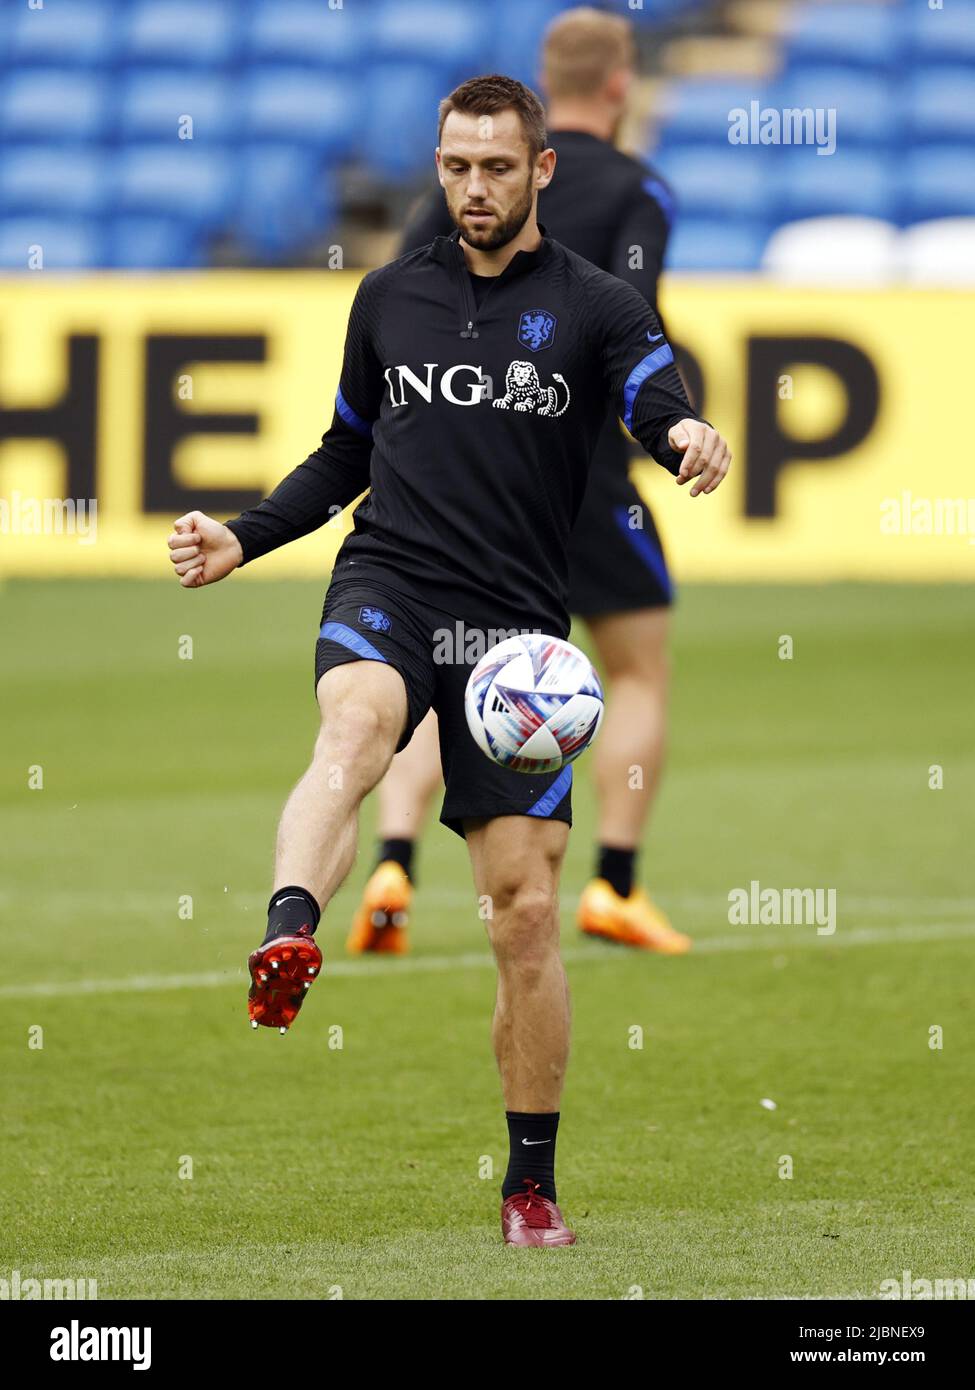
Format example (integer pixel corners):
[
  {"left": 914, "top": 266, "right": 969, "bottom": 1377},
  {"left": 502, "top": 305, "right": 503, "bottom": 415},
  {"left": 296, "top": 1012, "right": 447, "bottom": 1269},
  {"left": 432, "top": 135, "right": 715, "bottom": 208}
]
[{"left": 521, "top": 1138, "right": 552, "bottom": 1146}]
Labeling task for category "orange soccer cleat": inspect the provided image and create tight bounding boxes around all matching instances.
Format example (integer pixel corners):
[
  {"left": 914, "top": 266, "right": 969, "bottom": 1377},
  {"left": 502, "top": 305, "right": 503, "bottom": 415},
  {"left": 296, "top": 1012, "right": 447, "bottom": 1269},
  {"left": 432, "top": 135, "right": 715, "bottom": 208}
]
[
  {"left": 577, "top": 878, "right": 691, "bottom": 954},
  {"left": 346, "top": 861, "right": 412, "bottom": 955}
]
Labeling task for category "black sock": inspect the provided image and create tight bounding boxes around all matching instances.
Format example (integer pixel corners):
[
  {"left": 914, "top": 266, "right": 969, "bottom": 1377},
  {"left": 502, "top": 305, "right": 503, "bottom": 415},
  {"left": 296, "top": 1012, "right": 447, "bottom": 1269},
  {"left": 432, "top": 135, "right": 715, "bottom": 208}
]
[
  {"left": 598, "top": 845, "right": 636, "bottom": 899},
  {"left": 378, "top": 837, "right": 415, "bottom": 882},
  {"left": 263, "top": 885, "right": 320, "bottom": 944},
  {"left": 502, "top": 1111, "right": 559, "bottom": 1203}
]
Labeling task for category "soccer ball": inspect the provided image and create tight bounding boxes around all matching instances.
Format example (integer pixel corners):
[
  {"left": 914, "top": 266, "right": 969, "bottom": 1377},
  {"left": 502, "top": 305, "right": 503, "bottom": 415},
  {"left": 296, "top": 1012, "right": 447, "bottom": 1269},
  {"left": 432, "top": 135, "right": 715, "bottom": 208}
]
[{"left": 464, "top": 634, "right": 604, "bottom": 774}]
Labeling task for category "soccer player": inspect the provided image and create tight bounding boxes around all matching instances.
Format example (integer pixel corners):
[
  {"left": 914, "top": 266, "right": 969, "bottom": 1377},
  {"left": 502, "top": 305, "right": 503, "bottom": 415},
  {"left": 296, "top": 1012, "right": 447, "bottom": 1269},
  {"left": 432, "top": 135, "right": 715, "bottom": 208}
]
[
  {"left": 350, "top": 8, "right": 689, "bottom": 959},
  {"left": 168, "top": 75, "right": 730, "bottom": 1246}
]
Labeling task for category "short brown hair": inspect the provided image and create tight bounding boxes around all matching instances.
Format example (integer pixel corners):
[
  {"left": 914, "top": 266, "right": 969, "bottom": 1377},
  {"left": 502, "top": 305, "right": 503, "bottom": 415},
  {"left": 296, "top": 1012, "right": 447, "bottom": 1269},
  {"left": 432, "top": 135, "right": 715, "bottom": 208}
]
[
  {"left": 438, "top": 74, "right": 547, "bottom": 159},
  {"left": 542, "top": 7, "right": 636, "bottom": 99}
]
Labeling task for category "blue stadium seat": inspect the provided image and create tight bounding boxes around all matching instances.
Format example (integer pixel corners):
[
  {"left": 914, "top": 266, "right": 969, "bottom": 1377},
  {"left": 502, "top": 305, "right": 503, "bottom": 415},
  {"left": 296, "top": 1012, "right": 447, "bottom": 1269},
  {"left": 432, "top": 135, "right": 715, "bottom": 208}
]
[
  {"left": 243, "top": 69, "right": 362, "bottom": 152},
  {"left": 665, "top": 219, "right": 769, "bottom": 272},
  {"left": 0, "top": 148, "right": 110, "bottom": 216},
  {"left": 107, "top": 217, "right": 204, "bottom": 269},
  {"left": 0, "top": 217, "right": 103, "bottom": 270},
  {"left": 784, "top": 3, "right": 899, "bottom": 69},
  {"left": 373, "top": 0, "right": 490, "bottom": 69},
  {"left": 358, "top": 64, "right": 445, "bottom": 176},
  {"left": 603, "top": 0, "right": 707, "bottom": 20},
  {"left": 123, "top": 0, "right": 239, "bottom": 66},
  {"left": 120, "top": 71, "right": 237, "bottom": 142},
  {"left": 775, "top": 68, "right": 895, "bottom": 146},
  {"left": 656, "top": 80, "right": 775, "bottom": 145},
  {"left": 487, "top": 0, "right": 567, "bottom": 87},
  {"left": 247, "top": 0, "right": 362, "bottom": 67},
  {"left": 909, "top": 1, "right": 975, "bottom": 65},
  {"left": 234, "top": 145, "right": 337, "bottom": 257},
  {"left": 115, "top": 146, "right": 235, "bottom": 225},
  {"left": 6, "top": 0, "right": 116, "bottom": 65},
  {"left": 908, "top": 68, "right": 975, "bottom": 142},
  {"left": 0, "top": 71, "right": 111, "bottom": 142},
  {"left": 774, "top": 148, "right": 896, "bottom": 222},
  {"left": 653, "top": 147, "right": 770, "bottom": 220},
  {"left": 902, "top": 148, "right": 975, "bottom": 221}
]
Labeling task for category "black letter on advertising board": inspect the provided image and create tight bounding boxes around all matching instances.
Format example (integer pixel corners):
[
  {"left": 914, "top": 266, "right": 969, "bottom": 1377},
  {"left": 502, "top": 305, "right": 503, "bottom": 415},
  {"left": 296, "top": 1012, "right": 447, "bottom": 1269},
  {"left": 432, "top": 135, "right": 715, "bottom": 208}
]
[
  {"left": 144, "top": 335, "right": 266, "bottom": 514},
  {"left": 746, "top": 337, "right": 879, "bottom": 517},
  {"left": 0, "top": 335, "right": 97, "bottom": 502}
]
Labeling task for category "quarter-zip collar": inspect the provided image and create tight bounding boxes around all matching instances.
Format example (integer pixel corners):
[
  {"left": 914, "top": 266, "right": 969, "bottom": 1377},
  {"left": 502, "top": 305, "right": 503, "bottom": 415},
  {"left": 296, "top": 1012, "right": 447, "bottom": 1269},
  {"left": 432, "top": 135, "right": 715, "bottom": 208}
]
[{"left": 434, "top": 226, "right": 554, "bottom": 338}]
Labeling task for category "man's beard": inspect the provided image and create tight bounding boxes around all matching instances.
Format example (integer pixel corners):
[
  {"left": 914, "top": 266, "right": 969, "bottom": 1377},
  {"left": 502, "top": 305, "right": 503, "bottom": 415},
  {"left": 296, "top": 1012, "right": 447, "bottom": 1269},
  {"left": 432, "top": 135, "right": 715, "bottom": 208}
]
[{"left": 448, "top": 175, "right": 534, "bottom": 252}]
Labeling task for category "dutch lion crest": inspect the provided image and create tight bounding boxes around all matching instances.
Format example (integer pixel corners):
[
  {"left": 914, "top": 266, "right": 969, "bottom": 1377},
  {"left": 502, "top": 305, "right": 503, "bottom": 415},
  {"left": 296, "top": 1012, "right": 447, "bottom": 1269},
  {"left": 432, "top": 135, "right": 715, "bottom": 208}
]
[{"left": 517, "top": 309, "right": 556, "bottom": 352}]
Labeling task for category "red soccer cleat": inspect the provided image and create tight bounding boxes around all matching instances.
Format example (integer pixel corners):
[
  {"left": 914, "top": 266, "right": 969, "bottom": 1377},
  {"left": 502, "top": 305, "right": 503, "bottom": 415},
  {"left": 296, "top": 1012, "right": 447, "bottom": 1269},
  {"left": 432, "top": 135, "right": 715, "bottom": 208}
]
[
  {"left": 501, "top": 1179, "right": 577, "bottom": 1247},
  {"left": 247, "top": 924, "right": 322, "bottom": 1034}
]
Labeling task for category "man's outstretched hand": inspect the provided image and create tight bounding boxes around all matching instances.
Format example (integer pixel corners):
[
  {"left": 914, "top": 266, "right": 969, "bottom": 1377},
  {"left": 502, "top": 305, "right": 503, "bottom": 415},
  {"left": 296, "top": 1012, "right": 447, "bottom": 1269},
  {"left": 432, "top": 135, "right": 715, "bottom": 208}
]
[
  {"left": 668, "top": 420, "right": 732, "bottom": 497},
  {"left": 167, "top": 511, "right": 243, "bottom": 588}
]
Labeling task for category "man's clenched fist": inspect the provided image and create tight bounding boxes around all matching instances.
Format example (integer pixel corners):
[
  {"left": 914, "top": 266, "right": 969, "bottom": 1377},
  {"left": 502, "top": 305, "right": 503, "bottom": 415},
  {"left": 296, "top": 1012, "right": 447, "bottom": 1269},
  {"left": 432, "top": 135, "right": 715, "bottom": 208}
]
[
  {"left": 667, "top": 419, "right": 732, "bottom": 497},
  {"left": 167, "top": 511, "right": 243, "bottom": 588}
]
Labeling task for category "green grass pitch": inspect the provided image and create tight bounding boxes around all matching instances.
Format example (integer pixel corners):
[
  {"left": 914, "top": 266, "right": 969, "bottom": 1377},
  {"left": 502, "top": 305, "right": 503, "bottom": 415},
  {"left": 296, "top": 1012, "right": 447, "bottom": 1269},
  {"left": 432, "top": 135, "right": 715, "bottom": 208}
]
[{"left": 1, "top": 578, "right": 972, "bottom": 1300}]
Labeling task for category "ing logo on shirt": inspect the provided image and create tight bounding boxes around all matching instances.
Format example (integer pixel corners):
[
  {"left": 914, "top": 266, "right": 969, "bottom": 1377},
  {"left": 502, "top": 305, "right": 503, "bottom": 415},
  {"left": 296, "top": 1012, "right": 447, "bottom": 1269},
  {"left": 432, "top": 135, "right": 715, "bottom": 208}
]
[
  {"left": 383, "top": 361, "right": 569, "bottom": 415},
  {"left": 518, "top": 309, "right": 557, "bottom": 352}
]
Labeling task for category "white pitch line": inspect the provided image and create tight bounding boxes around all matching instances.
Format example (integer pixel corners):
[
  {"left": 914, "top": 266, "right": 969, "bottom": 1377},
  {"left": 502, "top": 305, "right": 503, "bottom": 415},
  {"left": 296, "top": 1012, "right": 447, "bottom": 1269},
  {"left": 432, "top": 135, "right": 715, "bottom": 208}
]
[
  {"left": 1, "top": 889, "right": 973, "bottom": 916},
  {"left": 1, "top": 920, "right": 973, "bottom": 1002}
]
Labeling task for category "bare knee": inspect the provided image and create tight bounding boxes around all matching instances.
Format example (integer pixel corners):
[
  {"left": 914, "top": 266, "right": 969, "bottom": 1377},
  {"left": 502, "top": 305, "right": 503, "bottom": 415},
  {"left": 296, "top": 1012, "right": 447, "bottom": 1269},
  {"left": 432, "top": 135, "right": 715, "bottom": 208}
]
[
  {"left": 314, "top": 667, "right": 405, "bottom": 785},
  {"left": 488, "top": 883, "right": 560, "bottom": 981}
]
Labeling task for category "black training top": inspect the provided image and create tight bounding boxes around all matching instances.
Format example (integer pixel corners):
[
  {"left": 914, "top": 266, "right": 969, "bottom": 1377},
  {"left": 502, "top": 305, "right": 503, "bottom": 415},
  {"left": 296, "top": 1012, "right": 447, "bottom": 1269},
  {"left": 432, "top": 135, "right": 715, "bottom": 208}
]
[
  {"left": 226, "top": 230, "right": 699, "bottom": 637},
  {"left": 398, "top": 133, "right": 677, "bottom": 522}
]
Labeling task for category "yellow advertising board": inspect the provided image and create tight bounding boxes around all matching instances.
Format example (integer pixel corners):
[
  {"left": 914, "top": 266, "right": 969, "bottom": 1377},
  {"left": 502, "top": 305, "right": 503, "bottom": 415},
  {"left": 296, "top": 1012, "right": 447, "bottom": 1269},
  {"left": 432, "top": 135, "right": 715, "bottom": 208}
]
[{"left": 0, "top": 271, "right": 971, "bottom": 580}]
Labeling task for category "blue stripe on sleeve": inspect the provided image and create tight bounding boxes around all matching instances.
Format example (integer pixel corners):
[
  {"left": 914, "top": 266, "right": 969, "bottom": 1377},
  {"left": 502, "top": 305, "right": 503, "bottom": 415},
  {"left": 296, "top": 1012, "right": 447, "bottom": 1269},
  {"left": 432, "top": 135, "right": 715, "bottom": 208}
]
[
  {"left": 622, "top": 344, "right": 675, "bottom": 431},
  {"left": 335, "top": 388, "right": 373, "bottom": 439},
  {"left": 643, "top": 176, "right": 676, "bottom": 226}
]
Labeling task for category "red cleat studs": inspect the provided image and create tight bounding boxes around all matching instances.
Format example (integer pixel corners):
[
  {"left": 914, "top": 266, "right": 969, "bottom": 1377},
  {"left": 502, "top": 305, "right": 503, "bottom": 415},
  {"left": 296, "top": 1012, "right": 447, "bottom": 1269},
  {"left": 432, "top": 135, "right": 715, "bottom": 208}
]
[{"left": 247, "top": 928, "right": 322, "bottom": 1032}]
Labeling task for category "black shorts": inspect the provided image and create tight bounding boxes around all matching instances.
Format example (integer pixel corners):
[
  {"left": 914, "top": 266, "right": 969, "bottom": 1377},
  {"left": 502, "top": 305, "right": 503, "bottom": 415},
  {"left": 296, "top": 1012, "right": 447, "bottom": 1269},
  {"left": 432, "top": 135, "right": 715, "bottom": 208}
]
[
  {"left": 567, "top": 429, "right": 673, "bottom": 618},
  {"left": 314, "top": 577, "right": 573, "bottom": 839}
]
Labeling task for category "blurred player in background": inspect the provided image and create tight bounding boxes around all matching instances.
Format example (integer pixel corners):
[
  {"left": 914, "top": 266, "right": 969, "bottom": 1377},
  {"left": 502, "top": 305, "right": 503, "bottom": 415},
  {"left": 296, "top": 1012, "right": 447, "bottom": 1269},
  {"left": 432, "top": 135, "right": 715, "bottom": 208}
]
[{"left": 350, "top": 7, "right": 689, "bottom": 958}]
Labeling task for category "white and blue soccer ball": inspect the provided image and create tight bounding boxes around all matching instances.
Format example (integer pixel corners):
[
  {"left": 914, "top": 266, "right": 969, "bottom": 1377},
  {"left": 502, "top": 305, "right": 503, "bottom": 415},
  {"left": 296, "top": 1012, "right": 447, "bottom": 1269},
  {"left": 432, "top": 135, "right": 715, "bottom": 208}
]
[{"left": 464, "top": 634, "right": 604, "bottom": 775}]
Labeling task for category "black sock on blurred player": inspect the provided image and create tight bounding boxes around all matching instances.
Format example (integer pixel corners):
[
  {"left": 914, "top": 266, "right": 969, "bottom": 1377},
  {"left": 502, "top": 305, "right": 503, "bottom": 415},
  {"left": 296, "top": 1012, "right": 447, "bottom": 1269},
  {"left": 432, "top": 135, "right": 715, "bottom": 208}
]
[
  {"left": 598, "top": 846, "right": 635, "bottom": 899},
  {"left": 263, "top": 885, "right": 320, "bottom": 944},
  {"left": 378, "top": 837, "right": 415, "bottom": 882},
  {"left": 503, "top": 1111, "right": 559, "bottom": 1202}
]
